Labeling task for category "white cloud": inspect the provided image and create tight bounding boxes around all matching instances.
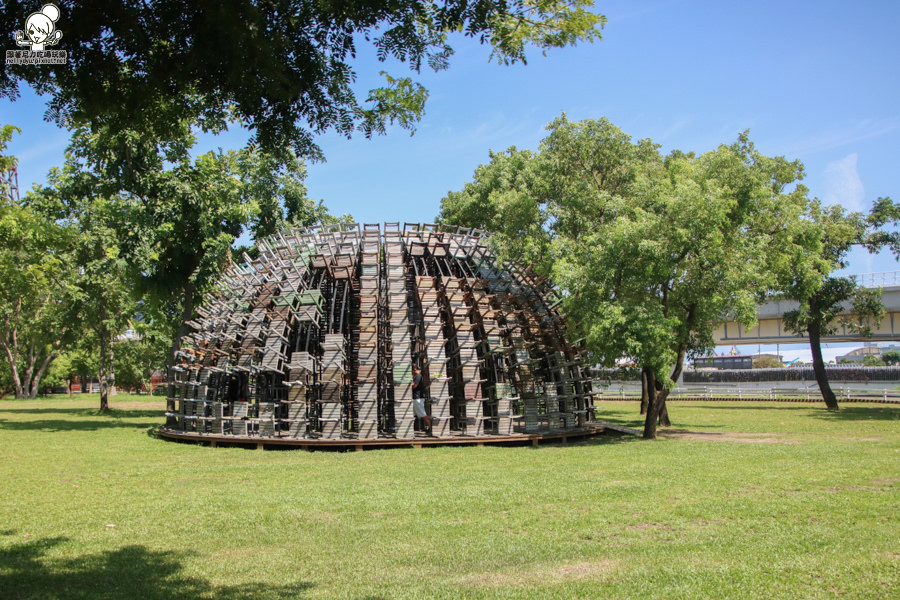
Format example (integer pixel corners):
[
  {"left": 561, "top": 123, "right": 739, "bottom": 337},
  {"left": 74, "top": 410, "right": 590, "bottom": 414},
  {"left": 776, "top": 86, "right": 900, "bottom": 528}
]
[
  {"left": 823, "top": 153, "right": 865, "bottom": 212},
  {"left": 778, "top": 117, "right": 900, "bottom": 157}
]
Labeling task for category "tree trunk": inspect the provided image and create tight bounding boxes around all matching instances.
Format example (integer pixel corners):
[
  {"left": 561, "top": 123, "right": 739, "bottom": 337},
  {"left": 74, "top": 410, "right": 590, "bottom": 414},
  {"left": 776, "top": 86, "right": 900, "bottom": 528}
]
[
  {"left": 108, "top": 339, "right": 117, "bottom": 397},
  {"left": 643, "top": 369, "right": 660, "bottom": 439},
  {"left": 29, "top": 347, "right": 59, "bottom": 399},
  {"left": 808, "top": 322, "right": 839, "bottom": 410},
  {"left": 23, "top": 347, "right": 38, "bottom": 397},
  {"left": 640, "top": 367, "right": 650, "bottom": 415},
  {"left": 168, "top": 281, "right": 194, "bottom": 367},
  {"left": 658, "top": 399, "right": 671, "bottom": 427},
  {"left": 23, "top": 335, "right": 42, "bottom": 398},
  {"left": 99, "top": 328, "right": 110, "bottom": 412},
  {"left": 645, "top": 383, "right": 674, "bottom": 439},
  {"left": 98, "top": 371, "right": 109, "bottom": 409},
  {"left": 643, "top": 342, "right": 688, "bottom": 438},
  {"left": 1, "top": 342, "right": 25, "bottom": 399},
  {"left": 658, "top": 344, "right": 687, "bottom": 429},
  {"left": 3, "top": 301, "right": 27, "bottom": 398}
]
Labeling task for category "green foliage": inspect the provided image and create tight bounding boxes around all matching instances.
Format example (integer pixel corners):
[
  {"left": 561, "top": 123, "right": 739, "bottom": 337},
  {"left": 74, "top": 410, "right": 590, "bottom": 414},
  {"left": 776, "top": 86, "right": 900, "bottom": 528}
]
[
  {"left": 0, "top": 359, "right": 12, "bottom": 397},
  {"left": 440, "top": 147, "right": 549, "bottom": 267},
  {"left": 753, "top": 356, "right": 783, "bottom": 369},
  {"left": 779, "top": 199, "right": 896, "bottom": 338},
  {"left": 440, "top": 116, "right": 808, "bottom": 436},
  {"left": 0, "top": 125, "right": 78, "bottom": 397},
  {"left": 441, "top": 113, "right": 900, "bottom": 418},
  {"left": 882, "top": 350, "right": 900, "bottom": 366},
  {"left": 863, "top": 354, "right": 886, "bottom": 367},
  {"left": 778, "top": 197, "right": 898, "bottom": 408},
  {"left": 29, "top": 142, "right": 144, "bottom": 408},
  {"left": 0, "top": 124, "right": 19, "bottom": 176},
  {"left": 40, "top": 124, "right": 331, "bottom": 366},
  {"left": 113, "top": 338, "right": 165, "bottom": 391},
  {"left": 1, "top": 1, "right": 604, "bottom": 159},
  {"left": 115, "top": 313, "right": 171, "bottom": 392},
  {"left": 864, "top": 196, "right": 900, "bottom": 257},
  {"left": 782, "top": 277, "right": 856, "bottom": 337}
]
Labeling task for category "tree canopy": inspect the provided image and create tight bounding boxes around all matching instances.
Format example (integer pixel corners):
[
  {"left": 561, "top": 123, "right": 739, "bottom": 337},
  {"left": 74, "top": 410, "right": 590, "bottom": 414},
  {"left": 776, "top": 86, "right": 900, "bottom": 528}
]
[
  {"left": 881, "top": 350, "right": 900, "bottom": 366},
  {"left": 1, "top": 0, "right": 604, "bottom": 160},
  {"left": 1, "top": 126, "right": 79, "bottom": 398},
  {"left": 31, "top": 124, "right": 336, "bottom": 372},
  {"left": 440, "top": 115, "right": 810, "bottom": 437}
]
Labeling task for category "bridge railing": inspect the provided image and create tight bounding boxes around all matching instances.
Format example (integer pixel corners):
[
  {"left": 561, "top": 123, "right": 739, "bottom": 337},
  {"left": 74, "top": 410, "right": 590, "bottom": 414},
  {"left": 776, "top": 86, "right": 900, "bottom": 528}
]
[{"left": 854, "top": 271, "right": 900, "bottom": 288}]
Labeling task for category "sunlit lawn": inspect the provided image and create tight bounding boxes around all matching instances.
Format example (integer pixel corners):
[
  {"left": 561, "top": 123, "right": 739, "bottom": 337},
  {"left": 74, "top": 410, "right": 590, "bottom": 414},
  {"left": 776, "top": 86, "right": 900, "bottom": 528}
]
[{"left": 1, "top": 395, "right": 897, "bottom": 599}]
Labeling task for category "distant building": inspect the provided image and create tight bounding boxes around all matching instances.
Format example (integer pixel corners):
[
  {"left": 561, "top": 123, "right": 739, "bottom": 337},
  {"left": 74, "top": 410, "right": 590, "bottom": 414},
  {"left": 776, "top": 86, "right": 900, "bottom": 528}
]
[
  {"left": 694, "top": 355, "right": 753, "bottom": 370},
  {"left": 836, "top": 343, "right": 900, "bottom": 364}
]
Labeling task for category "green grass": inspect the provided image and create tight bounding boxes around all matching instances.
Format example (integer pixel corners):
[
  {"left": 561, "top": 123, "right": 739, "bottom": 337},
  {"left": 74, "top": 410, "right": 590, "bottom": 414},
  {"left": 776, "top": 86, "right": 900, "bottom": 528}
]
[{"left": 1, "top": 395, "right": 898, "bottom": 599}]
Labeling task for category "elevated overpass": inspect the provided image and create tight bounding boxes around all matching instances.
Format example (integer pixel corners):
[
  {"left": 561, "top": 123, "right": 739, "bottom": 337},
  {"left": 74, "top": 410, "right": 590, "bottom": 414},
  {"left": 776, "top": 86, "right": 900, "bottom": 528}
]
[{"left": 712, "top": 272, "right": 900, "bottom": 345}]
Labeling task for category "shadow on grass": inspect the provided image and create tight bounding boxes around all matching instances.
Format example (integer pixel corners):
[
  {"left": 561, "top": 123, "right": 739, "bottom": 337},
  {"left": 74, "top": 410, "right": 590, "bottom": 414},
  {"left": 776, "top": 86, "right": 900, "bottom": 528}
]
[
  {"left": 700, "top": 404, "right": 900, "bottom": 421},
  {"left": 0, "top": 533, "right": 313, "bottom": 600},
  {"left": 594, "top": 412, "right": 645, "bottom": 426},
  {"left": 809, "top": 405, "right": 900, "bottom": 422},
  {"left": 0, "top": 407, "right": 162, "bottom": 432},
  {"left": 572, "top": 433, "right": 641, "bottom": 447},
  {"left": 527, "top": 431, "right": 642, "bottom": 450}
]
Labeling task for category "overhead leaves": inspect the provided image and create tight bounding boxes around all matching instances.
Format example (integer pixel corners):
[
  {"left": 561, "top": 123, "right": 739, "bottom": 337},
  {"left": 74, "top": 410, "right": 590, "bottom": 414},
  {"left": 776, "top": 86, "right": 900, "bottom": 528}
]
[{"left": 1, "top": 0, "right": 604, "bottom": 160}]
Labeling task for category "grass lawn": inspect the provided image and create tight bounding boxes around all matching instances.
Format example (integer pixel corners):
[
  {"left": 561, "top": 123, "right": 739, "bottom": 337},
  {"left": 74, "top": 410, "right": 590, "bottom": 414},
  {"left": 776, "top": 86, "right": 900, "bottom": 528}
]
[{"left": 1, "top": 395, "right": 897, "bottom": 599}]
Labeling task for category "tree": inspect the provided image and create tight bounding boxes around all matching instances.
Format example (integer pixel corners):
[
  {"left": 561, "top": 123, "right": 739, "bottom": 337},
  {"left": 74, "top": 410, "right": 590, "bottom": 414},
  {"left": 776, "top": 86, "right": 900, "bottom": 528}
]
[
  {"left": 113, "top": 323, "right": 169, "bottom": 394},
  {"left": 43, "top": 125, "right": 336, "bottom": 368},
  {"left": 62, "top": 343, "right": 99, "bottom": 395},
  {"left": 779, "top": 200, "right": 896, "bottom": 410},
  {"left": 753, "top": 356, "right": 783, "bottom": 369},
  {"left": 862, "top": 354, "right": 886, "bottom": 367},
  {"left": 33, "top": 188, "right": 133, "bottom": 411},
  {"left": 0, "top": 358, "right": 14, "bottom": 398},
  {"left": 439, "top": 116, "right": 807, "bottom": 438},
  {"left": 1, "top": 1, "right": 604, "bottom": 160},
  {"left": 881, "top": 350, "right": 900, "bottom": 366},
  {"left": 0, "top": 200, "right": 75, "bottom": 398},
  {"left": 76, "top": 207, "right": 132, "bottom": 410},
  {"left": 0, "top": 125, "right": 77, "bottom": 398},
  {"left": 0, "top": 124, "right": 15, "bottom": 191},
  {"left": 229, "top": 146, "right": 338, "bottom": 262}
]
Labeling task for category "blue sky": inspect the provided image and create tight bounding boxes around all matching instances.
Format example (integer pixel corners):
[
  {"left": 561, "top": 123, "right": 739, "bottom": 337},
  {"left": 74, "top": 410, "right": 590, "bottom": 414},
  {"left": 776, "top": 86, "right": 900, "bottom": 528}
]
[{"left": 3, "top": 0, "right": 899, "bottom": 361}]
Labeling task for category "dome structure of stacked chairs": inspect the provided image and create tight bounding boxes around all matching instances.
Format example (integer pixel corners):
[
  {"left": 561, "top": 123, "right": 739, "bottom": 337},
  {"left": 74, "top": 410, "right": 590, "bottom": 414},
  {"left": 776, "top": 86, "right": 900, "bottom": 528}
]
[{"left": 163, "top": 222, "right": 596, "bottom": 443}]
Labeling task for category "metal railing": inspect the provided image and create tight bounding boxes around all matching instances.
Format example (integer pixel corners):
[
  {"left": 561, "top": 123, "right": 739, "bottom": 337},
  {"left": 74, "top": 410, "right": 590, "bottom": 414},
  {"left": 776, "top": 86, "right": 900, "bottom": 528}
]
[{"left": 854, "top": 271, "right": 900, "bottom": 288}]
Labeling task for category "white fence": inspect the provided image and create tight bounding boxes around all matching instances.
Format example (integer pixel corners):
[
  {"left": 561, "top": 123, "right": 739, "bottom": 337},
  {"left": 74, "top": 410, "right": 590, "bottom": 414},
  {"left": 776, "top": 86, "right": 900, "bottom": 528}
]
[{"left": 593, "top": 380, "right": 900, "bottom": 403}]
